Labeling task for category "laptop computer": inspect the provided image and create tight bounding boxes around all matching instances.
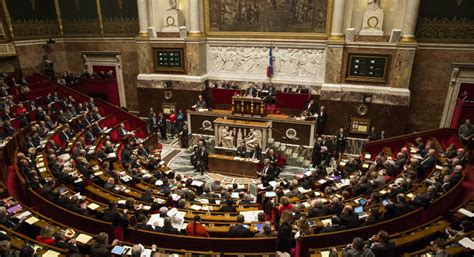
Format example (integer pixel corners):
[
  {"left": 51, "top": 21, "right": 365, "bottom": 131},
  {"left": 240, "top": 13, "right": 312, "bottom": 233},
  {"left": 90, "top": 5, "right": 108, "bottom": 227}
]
[{"left": 355, "top": 206, "right": 368, "bottom": 220}]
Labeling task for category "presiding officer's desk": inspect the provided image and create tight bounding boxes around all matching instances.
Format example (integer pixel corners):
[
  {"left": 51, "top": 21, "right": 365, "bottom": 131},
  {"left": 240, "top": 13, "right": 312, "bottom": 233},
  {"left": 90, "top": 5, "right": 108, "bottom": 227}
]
[{"left": 187, "top": 109, "right": 317, "bottom": 147}]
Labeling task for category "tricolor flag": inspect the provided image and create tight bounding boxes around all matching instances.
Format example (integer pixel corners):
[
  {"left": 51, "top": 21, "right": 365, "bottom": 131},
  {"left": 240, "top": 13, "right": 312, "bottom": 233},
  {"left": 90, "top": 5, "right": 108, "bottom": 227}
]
[{"left": 266, "top": 47, "right": 273, "bottom": 78}]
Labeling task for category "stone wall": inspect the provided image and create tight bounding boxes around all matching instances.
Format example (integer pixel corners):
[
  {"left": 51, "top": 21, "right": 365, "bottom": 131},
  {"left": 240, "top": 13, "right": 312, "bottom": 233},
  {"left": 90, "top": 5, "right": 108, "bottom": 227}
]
[{"left": 408, "top": 46, "right": 474, "bottom": 131}]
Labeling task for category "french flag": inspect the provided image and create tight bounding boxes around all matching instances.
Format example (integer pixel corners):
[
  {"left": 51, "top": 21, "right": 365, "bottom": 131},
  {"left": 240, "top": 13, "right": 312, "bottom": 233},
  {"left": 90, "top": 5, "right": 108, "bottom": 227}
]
[{"left": 266, "top": 47, "right": 273, "bottom": 78}]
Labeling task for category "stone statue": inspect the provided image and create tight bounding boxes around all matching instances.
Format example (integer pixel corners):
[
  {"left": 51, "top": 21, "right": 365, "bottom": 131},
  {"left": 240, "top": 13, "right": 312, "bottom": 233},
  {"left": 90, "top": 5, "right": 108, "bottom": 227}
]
[
  {"left": 245, "top": 129, "right": 261, "bottom": 151},
  {"left": 221, "top": 126, "right": 235, "bottom": 148},
  {"left": 168, "top": 0, "right": 177, "bottom": 10},
  {"left": 367, "top": 0, "right": 381, "bottom": 9}
]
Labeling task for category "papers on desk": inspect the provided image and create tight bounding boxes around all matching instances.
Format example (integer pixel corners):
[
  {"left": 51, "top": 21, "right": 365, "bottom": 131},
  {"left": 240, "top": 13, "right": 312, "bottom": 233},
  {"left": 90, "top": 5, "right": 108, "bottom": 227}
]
[
  {"left": 199, "top": 198, "right": 209, "bottom": 204},
  {"left": 364, "top": 153, "right": 371, "bottom": 160},
  {"left": 121, "top": 175, "right": 133, "bottom": 182},
  {"left": 191, "top": 180, "right": 204, "bottom": 187},
  {"left": 147, "top": 214, "right": 164, "bottom": 227},
  {"left": 321, "top": 218, "right": 332, "bottom": 226},
  {"left": 320, "top": 251, "right": 330, "bottom": 257},
  {"left": 407, "top": 193, "right": 416, "bottom": 200},
  {"left": 362, "top": 163, "right": 369, "bottom": 169},
  {"left": 190, "top": 205, "right": 201, "bottom": 211},
  {"left": 435, "top": 165, "right": 443, "bottom": 170},
  {"left": 171, "top": 194, "right": 181, "bottom": 201},
  {"left": 76, "top": 233, "right": 93, "bottom": 244},
  {"left": 297, "top": 187, "right": 311, "bottom": 194},
  {"left": 458, "top": 237, "right": 474, "bottom": 250},
  {"left": 240, "top": 210, "right": 262, "bottom": 223},
  {"left": 141, "top": 249, "right": 153, "bottom": 257},
  {"left": 106, "top": 153, "right": 117, "bottom": 159},
  {"left": 231, "top": 192, "right": 239, "bottom": 199},
  {"left": 268, "top": 181, "right": 277, "bottom": 188},
  {"left": 15, "top": 211, "right": 31, "bottom": 220},
  {"left": 458, "top": 208, "right": 474, "bottom": 218},
  {"left": 25, "top": 216, "right": 39, "bottom": 225},
  {"left": 42, "top": 250, "right": 60, "bottom": 257},
  {"left": 58, "top": 153, "right": 71, "bottom": 162},
  {"left": 317, "top": 179, "right": 327, "bottom": 184},
  {"left": 87, "top": 203, "right": 100, "bottom": 210},
  {"left": 93, "top": 171, "right": 103, "bottom": 177},
  {"left": 265, "top": 191, "right": 277, "bottom": 198},
  {"left": 117, "top": 199, "right": 126, "bottom": 205}
]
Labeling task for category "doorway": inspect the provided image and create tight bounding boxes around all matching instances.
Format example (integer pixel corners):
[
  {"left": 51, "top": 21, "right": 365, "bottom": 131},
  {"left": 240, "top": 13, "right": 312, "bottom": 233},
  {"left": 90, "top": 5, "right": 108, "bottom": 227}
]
[
  {"left": 82, "top": 52, "right": 127, "bottom": 107},
  {"left": 440, "top": 64, "right": 474, "bottom": 128}
]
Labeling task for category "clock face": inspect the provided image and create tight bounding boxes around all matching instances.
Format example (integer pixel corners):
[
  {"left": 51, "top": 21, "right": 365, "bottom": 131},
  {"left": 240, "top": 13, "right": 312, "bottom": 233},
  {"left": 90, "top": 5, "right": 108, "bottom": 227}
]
[
  {"left": 367, "top": 16, "right": 379, "bottom": 28},
  {"left": 166, "top": 16, "right": 176, "bottom": 26}
]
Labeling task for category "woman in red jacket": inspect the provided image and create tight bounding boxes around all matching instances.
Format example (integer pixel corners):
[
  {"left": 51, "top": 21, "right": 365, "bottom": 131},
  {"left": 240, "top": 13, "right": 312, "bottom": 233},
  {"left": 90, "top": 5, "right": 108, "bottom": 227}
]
[
  {"left": 185, "top": 215, "right": 209, "bottom": 237},
  {"left": 36, "top": 225, "right": 56, "bottom": 245}
]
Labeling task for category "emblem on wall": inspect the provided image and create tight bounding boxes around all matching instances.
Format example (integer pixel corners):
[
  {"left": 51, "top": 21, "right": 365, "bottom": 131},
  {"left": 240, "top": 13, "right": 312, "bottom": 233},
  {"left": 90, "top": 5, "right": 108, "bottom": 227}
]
[
  {"left": 201, "top": 120, "right": 214, "bottom": 131},
  {"left": 285, "top": 128, "right": 299, "bottom": 140},
  {"left": 357, "top": 104, "right": 369, "bottom": 116},
  {"left": 164, "top": 90, "right": 173, "bottom": 100}
]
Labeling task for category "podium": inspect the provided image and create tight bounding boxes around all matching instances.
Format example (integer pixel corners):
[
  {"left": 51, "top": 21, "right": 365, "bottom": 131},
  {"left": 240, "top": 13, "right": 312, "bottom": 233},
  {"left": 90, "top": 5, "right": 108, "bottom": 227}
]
[{"left": 232, "top": 95, "right": 266, "bottom": 116}]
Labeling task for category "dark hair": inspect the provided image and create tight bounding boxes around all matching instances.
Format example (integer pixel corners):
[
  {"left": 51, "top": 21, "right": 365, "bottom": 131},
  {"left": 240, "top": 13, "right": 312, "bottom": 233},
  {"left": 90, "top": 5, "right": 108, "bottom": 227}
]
[
  {"left": 432, "top": 238, "right": 446, "bottom": 249},
  {"left": 193, "top": 215, "right": 201, "bottom": 236},
  {"left": 352, "top": 237, "right": 365, "bottom": 251},
  {"left": 19, "top": 243, "right": 34, "bottom": 257},
  {"left": 236, "top": 214, "right": 245, "bottom": 224}
]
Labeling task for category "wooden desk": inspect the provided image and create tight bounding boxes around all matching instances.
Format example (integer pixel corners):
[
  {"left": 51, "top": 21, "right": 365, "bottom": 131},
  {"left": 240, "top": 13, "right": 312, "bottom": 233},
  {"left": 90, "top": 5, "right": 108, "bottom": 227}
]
[
  {"left": 208, "top": 154, "right": 260, "bottom": 178},
  {"left": 232, "top": 96, "right": 266, "bottom": 116}
]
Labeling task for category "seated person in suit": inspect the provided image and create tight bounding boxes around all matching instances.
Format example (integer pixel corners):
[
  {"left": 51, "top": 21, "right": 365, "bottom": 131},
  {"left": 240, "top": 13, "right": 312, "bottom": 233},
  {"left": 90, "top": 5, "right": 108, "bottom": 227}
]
[
  {"left": 195, "top": 95, "right": 207, "bottom": 109},
  {"left": 228, "top": 214, "right": 254, "bottom": 238},
  {"left": 255, "top": 221, "right": 277, "bottom": 238},
  {"left": 339, "top": 205, "right": 359, "bottom": 229},
  {"left": 157, "top": 217, "right": 179, "bottom": 234},
  {"left": 218, "top": 199, "right": 237, "bottom": 212},
  {"left": 236, "top": 142, "right": 247, "bottom": 158},
  {"left": 308, "top": 199, "right": 328, "bottom": 218},
  {"left": 245, "top": 83, "right": 257, "bottom": 97},
  {"left": 338, "top": 237, "right": 375, "bottom": 257}
]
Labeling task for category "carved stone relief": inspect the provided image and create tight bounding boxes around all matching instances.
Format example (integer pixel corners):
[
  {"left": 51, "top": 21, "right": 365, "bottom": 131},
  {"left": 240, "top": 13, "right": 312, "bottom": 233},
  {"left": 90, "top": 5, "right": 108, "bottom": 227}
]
[{"left": 208, "top": 46, "right": 325, "bottom": 82}]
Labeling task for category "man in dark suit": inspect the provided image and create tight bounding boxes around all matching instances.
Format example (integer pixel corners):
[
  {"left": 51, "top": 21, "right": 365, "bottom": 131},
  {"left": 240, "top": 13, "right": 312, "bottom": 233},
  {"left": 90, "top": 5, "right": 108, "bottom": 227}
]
[
  {"left": 228, "top": 215, "right": 254, "bottom": 238},
  {"left": 304, "top": 99, "right": 317, "bottom": 116},
  {"left": 44, "top": 92, "right": 54, "bottom": 104},
  {"left": 3, "top": 120, "right": 15, "bottom": 137},
  {"left": 196, "top": 145, "right": 208, "bottom": 175},
  {"left": 335, "top": 128, "right": 347, "bottom": 158},
  {"left": 339, "top": 205, "right": 359, "bottom": 229},
  {"left": 417, "top": 149, "right": 436, "bottom": 177},
  {"left": 118, "top": 123, "right": 128, "bottom": 137},
  {"left": 308, "top": 199, "right": 328, "bottom": 218},
  {"left": 245, "top": 84, "right": 257, "bottom": 97},
  {"left": 257, "top": 158, "right": 274, "bottom": 185},
  {"left": 218, "top": 199, "right": 237, "bottom": 212},
  {"left": 317, "top": 106, "right": 328, "bottom": 135},
  {"left": 367, "top": 126, "right": 379, "bottom": 141},
  {"left": 236, "top": 142, "right": 247, "bottom": 158},
  {"left": 60, "top": 126, "right": 72, "bottom": 143},
  {"left": 312, "top": 138, "right": 322, "bottom": 168},
  {"left": 158, "top": 113, "right": 167, "bottom": 141}
]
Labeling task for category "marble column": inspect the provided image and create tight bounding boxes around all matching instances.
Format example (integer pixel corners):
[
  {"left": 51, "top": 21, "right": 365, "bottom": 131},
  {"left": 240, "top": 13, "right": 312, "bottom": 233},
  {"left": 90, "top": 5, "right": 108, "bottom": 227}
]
[
  {"left": 146, "top": 0, "right": 155, "bottom": 30},
  {"left": 330, "top": 0, "right": 346, "bottom": 40},
  {"left": 401, "top": 0, "right": 421, "bottom": 42},
  {"left": 188, "top": 0, "right": 203, "bottom": 36},
  {"left": 137, "top": 0, "right": 148, "bottom": 36}
]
